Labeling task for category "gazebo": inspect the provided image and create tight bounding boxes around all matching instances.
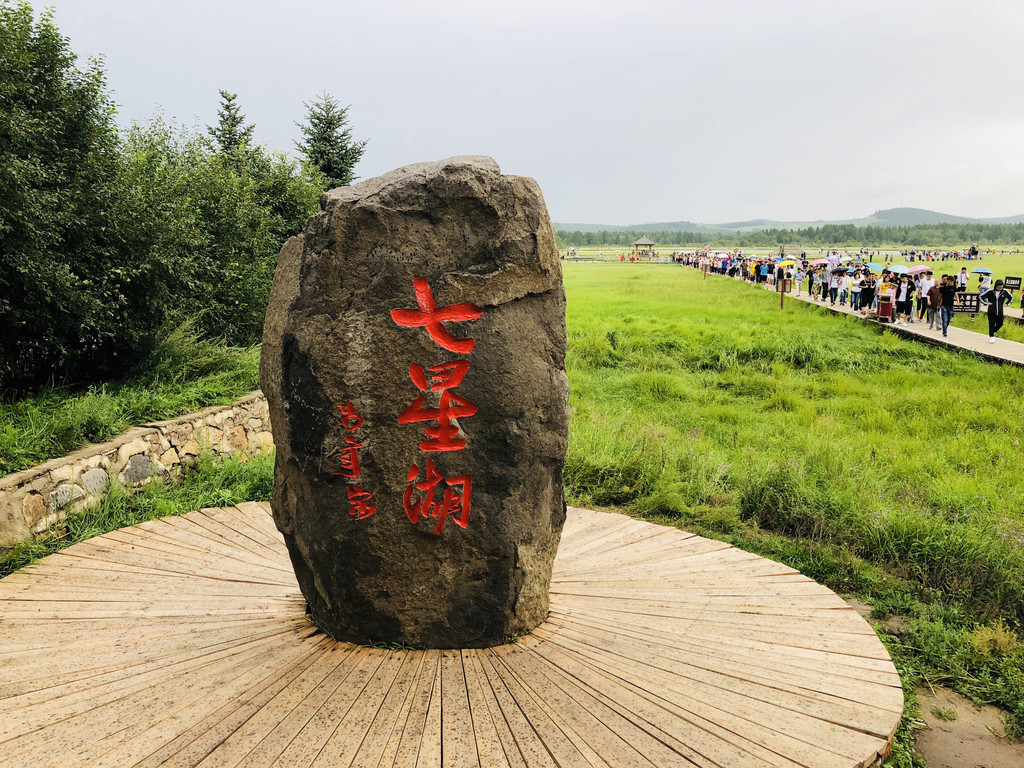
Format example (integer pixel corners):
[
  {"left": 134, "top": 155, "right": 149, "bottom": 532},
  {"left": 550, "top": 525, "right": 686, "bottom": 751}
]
[{"left": 633, "top": 235, "right": 655, "bottom": 254}]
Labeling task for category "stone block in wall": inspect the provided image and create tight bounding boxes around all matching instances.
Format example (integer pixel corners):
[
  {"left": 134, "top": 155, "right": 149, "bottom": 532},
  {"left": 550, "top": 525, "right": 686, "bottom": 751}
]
[
  {"left": 49, "top": 464, "right": 74, "bottom": 484},
  {"left": 165, "top": 422, "right": 195, "bottom": 449},
  {"left": 198, "top": 426, "right": 224, "bottom": 449},
  {"left": 114, "top": 430, "right": 159, "bottom": 474},
  {"left": 120, "top": 454, "right": 155, "bottom": 486},
  {"left": 80, "top": 468, "right": 109, "bottom": 495},
  {"left": 1, "top": 492, "right": 31, "bottom": 547},
  {"left": 253, "top": 431, "right": 274, "bottom": 452},
  {"left": 226, "top": 426, "right": 248, "bottom": 452},
  {"left": 52, "top": 483, "right": 85, "bottom": 509},
  {"left": 180, "top": 439, "right": 201, "bottom": 458},
  {"left": 22, "top": 492, "right": 47, "bottom": 530}
]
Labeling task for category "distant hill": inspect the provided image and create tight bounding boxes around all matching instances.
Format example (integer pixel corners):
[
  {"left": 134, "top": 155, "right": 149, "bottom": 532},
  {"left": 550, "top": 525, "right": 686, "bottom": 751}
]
[{"left": 556, "top": 207, "right": 1024, "bottom": 234}]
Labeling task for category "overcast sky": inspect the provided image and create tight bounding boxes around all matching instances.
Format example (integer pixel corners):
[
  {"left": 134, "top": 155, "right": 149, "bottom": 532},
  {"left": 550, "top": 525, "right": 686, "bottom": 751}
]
[{"left": 39, "top": 0, "right": 1024, "bottom": 225}]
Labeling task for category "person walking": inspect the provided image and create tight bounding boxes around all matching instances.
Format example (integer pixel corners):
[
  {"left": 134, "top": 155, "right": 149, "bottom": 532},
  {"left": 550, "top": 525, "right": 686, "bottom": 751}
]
[
  {"left": 939, "top": 275, "right": 957, "bottom": 337},
  {"left": 849, "top": 271, "right": 862, "bottom": 310},
  {"left": 860, "top": 274, "right": 875, "bottom": 314},
  {"left": 980, "top": 280, "right": 1014, "bottom": 343},
  {"left": 829, "top": 271, "right": 840, "bottom": 305},
  {"left": 926, "top": 278, "right": 941, "bottom": 330},
  {"left": 956, "top": 267, "right": 969, "bottom": 292},
  {"left": 894, "top": 275, "right": 915, "bottom": 325}
]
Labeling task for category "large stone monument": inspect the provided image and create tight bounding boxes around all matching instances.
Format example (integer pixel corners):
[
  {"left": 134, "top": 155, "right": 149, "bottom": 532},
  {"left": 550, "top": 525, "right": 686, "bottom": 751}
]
[{"left": 261, "top": 156, "right": 569, "bottom": 648}]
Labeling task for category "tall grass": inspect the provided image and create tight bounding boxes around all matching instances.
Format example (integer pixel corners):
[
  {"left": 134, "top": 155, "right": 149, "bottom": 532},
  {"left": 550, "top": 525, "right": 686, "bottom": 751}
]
[
  {"left": 564, "top": 265, "right": 1024, "bottom": 618},
  {"left": 0, "top": 318, "right": 260, "bottom": 475}
]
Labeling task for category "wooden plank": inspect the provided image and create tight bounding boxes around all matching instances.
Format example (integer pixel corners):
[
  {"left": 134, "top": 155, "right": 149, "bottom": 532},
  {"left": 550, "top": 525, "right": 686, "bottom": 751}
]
[
  {"left": 438, "top": 650, "right": 479, "bottom": 768},
  {"left": 461, "top": 650, "right": 521, "bottom": 768},
  {"left": 391, "top": 651, "right": 440, "bottom": 768}
]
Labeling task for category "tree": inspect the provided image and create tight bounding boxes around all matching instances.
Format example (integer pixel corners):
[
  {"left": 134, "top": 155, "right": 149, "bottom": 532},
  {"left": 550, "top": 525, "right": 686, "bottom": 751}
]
[
  {"left": 0, "top": 1, "right": 123, "bottom": 391},
  {"left": 295, "top": 93, "right": 367, "bottom": 189},
  {"left": 207, "top": 90, "right": 254, "bottom": 156}
]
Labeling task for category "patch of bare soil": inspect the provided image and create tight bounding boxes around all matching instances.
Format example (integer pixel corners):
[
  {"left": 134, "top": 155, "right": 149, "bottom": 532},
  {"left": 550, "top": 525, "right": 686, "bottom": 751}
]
[
  {"left": 844, "top": 596, "right": 909, "bottom": 635},
  {"left": 916, "top": 687, "right": 1024, "bottom": 768}
]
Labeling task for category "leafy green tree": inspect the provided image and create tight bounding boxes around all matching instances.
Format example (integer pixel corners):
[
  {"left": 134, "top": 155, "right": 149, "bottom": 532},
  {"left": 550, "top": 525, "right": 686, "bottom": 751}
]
[
  {"left": 118, "top": 119, "right": 323, "bottom": 347},
  {"left": 295, "top": 93, "right": 366, "bottom": 188},
  {"left": 0, "top": 1, "right": 123, "bottom": 391},
  {"left": 207, "top": 90, "right": 254, "bottom": 156}
]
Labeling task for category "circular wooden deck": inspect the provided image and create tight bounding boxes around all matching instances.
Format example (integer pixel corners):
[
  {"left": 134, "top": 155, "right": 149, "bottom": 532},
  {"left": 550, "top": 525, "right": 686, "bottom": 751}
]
[{"left": 0, "top": 502, "right": 902, "bottom": 768}]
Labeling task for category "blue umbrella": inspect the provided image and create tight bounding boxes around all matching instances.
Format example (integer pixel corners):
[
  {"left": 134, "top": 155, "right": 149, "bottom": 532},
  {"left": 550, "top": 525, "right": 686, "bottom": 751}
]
[
  {"left": 865, "top": 263, "right": 882, "bottom": 271},
  {"left": 889, "top": 265, "right": 909, "bottom": 275},
  {"left": 972, "top": 268, "right": 993, "bottom": 274}
]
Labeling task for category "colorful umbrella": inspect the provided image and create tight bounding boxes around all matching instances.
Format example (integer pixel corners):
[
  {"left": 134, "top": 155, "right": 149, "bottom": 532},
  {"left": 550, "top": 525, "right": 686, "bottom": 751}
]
[
  {"left": 865, "top": 263, "right": 883, "bottom": 271},
  {"left": 810, "top": 258, "right": 830, "bottom": 266},
  {"left": 972, "top": 268, "right": 993, "bottom": 274},
  {"left": 839, "top": 256, "right": 853, "bottom": 263},
  {"left": 889, "top": 265, "right": 910, "bottom": 274},
  {"left": 907, "top": 265, "right": 932, "bottom": 274},
  {"left": 778, "top": 260, "right": 795, "bottom": 267}
]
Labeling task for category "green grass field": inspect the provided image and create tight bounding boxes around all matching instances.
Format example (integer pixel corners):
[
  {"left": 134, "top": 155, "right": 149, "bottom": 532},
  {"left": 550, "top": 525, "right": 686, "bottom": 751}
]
[{"left": 569, "top": 246, "right": 1024, "bottom": 344}]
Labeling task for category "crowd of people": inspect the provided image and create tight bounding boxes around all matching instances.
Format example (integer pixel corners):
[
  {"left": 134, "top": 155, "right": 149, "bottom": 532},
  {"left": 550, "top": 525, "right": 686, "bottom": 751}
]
[{"left": 675, "top": 251, "right": 1018, "bottom": 343}]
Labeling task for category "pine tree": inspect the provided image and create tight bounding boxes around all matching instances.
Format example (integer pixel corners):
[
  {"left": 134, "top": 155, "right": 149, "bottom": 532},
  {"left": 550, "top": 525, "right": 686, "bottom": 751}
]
[
  {"left": 295, "top": 93, "right": 367, "bottom": 189},
  {"left": 207, "top": 90, "right": 254, "bottom": 155}
]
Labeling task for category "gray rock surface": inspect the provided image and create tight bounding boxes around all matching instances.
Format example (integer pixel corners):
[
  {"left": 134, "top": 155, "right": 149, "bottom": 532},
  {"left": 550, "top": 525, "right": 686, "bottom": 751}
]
[
  {"left": 80, "top": 468, "right": 109, "bottom": 495},
  {"left": 51, "top": 483, "right": 85, "bottom": 509},
  {"left": 261, "top": 156, "right": 568, "bottom": 648},
  {"left": 121, "top": 454, "right": 154, "bottom": 485}
]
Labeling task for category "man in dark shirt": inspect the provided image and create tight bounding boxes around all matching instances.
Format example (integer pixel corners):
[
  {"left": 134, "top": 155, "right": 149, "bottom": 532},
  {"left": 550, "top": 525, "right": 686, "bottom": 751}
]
[
  {"left": 980, "top": 280, "right": 1014, "bottom": 343},
  {"left": 938, "top": 275, "right": 957, "bottom": 337}
]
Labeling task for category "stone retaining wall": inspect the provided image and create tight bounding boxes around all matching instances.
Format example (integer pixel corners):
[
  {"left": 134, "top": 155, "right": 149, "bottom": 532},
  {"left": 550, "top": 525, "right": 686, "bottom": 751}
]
[{"left": 0, "top": 391, "right": 272, "bottom": 548}]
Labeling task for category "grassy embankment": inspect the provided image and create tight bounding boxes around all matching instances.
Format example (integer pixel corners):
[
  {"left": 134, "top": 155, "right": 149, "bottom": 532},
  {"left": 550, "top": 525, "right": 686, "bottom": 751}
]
[
  {"left": 2, "top": 264, "right": 1022, "bottom": 763},
  {"left": 0, "top": 321, "right": 260, "bottom": 475},
  {"left": 563, "top": 263, "right": 1024, "bottom": 760}
]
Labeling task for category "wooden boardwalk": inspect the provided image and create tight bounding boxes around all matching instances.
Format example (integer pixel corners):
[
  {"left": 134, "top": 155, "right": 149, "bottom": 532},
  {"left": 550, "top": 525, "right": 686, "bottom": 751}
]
[
  {"left": 779, "top": 284, "right": 1024, "bottom": 366},
  {"left": 0, "top": 503, "right": 902, "bottom": 767}
]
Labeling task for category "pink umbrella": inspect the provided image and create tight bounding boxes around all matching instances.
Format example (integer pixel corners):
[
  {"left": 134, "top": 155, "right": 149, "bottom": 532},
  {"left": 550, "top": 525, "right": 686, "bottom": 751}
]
[
  {"left": 907, "top": 265, "right": 932, "bottom": 274},
  {"left": 810, "top": 258, "right": 830, "bottom": 266}
]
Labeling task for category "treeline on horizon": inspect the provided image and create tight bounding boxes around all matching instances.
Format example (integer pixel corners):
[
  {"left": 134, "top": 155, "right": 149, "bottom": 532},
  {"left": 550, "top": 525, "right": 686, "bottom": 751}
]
[
  {"left": 0, "top": 2, "right": 365, "bottom": 396},
  {"left": 557, "top": 221, "right": 1024, "bottom": 249}
]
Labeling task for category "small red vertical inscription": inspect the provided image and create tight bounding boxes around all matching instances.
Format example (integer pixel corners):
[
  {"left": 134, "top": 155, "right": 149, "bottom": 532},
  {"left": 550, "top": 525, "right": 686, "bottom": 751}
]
[
  {"left": 391, "top": 278, "right": 481, "bottom": 534},
  {"left": 347, "top": 486, "right": 377, "bottom": 520},
  {"left": 333, "top": 401, "right": 375, "bottom": 520}
]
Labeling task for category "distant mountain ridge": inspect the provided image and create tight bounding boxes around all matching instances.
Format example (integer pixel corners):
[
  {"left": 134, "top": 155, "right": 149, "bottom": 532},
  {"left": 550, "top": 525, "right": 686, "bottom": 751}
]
[{"left": 557, "top": 207, "right": 1024, "bottom": 234}]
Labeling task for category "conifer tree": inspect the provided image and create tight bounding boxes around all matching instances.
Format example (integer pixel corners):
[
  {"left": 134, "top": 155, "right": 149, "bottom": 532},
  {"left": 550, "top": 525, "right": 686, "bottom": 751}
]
[
  {"left": 295, "top": 93, "right": 366, "bottom": 189},
  {"left": 207, "top": 90, "right": 254, "bottom": 155}
]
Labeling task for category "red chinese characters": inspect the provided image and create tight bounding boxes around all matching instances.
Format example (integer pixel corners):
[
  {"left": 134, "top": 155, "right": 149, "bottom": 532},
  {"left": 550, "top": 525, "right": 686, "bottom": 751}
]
[
  {"left": 398, "top": 360, "right": 477, "bottom": 452},
  {"left": 403, "top": 460, "right": 471, "bottom": 534},
  {"left": 333, "top": 401, "right": 375, "bottom": 520},
  {"left": 391, "top": 278, "right": 481, "bottom": 534},
  {"left": 390, "top": 277, "right": 483, "bottom": 353}
]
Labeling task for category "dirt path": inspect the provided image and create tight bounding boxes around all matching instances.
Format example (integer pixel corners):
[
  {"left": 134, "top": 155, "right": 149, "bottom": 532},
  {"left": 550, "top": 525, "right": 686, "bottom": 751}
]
[{"left": 916, "top": 687, "right": 1024, "bottom": 768}]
